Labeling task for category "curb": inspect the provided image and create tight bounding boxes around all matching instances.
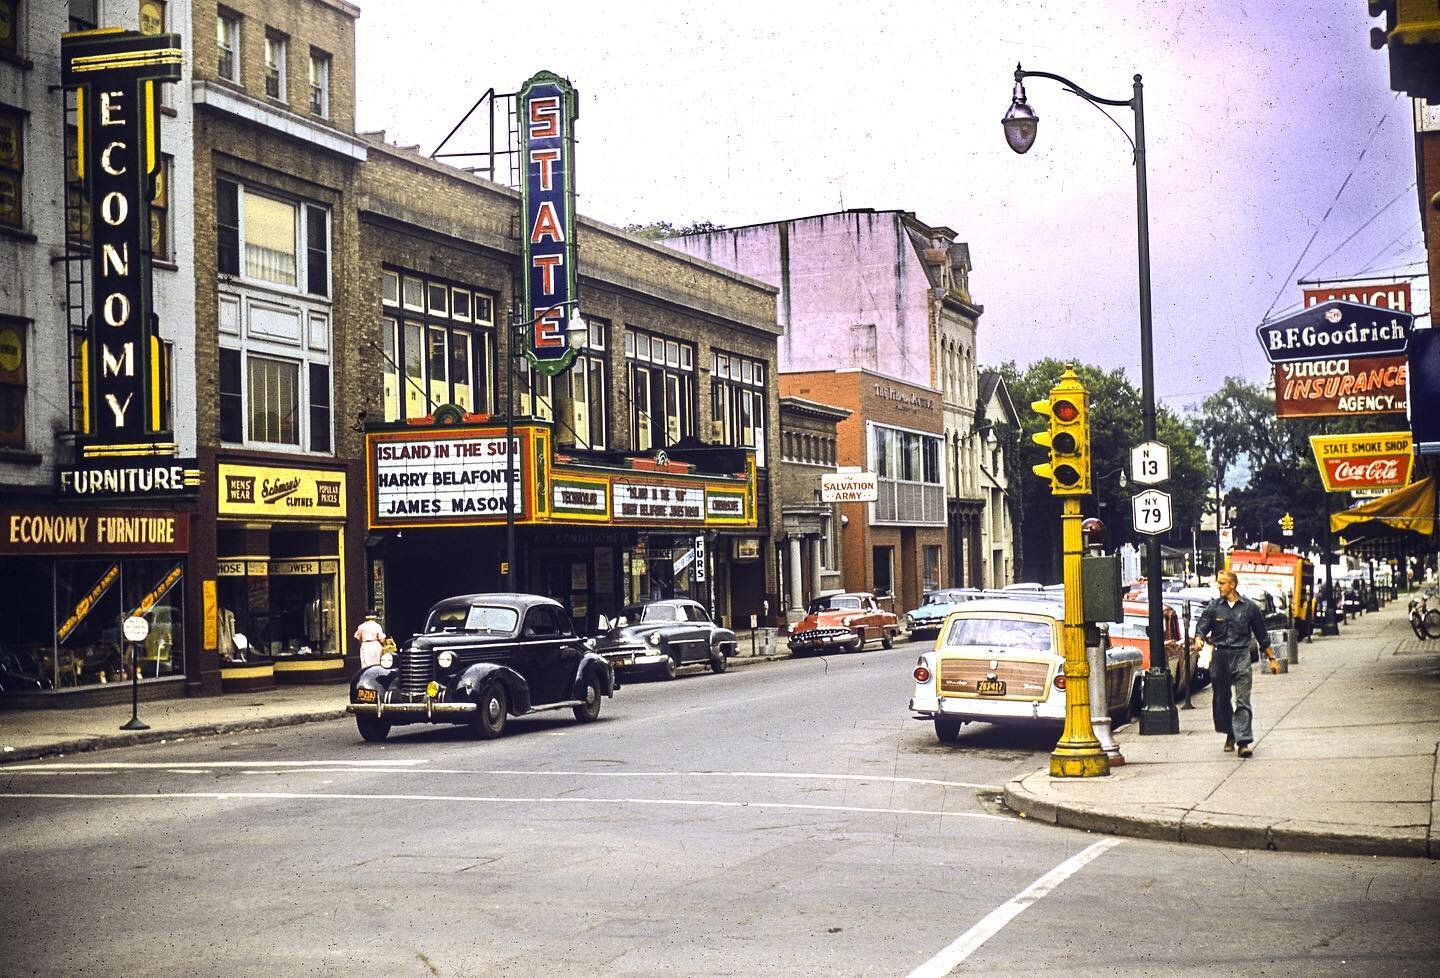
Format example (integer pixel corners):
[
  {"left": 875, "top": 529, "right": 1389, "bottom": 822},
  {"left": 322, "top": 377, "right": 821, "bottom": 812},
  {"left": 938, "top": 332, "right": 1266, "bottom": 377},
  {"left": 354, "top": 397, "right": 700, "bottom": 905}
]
[{"left": 1003, "top": 774, "right": 1434, "bottom": 859}]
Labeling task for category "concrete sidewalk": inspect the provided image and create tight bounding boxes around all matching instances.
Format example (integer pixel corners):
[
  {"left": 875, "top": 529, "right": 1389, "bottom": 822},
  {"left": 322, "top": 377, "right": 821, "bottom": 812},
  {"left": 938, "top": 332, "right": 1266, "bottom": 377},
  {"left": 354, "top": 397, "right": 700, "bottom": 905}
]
[
  {"left": 1004, "top": 595, "right": 1440, "bottom": 858},
  {"left": 0, "top": 633, "right": 791, "bottom": 764}
]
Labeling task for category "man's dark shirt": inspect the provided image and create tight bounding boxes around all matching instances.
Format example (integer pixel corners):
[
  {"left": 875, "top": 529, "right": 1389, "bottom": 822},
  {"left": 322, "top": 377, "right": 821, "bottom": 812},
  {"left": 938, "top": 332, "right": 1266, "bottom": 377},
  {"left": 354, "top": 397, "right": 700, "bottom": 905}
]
[{"left": 1196, "top": 595, "right": 1271, "bottom": 654}]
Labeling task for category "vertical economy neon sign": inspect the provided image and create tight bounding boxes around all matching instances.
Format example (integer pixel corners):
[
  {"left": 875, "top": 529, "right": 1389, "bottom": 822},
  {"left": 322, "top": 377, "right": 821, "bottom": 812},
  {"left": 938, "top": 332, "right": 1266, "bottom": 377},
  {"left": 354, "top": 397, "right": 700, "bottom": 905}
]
[
  {"left": 61, "top": 29, "right": 182, "bottom": 444},
  {"left": 519, "top": 71, "right": 579, "bottom": 376}
]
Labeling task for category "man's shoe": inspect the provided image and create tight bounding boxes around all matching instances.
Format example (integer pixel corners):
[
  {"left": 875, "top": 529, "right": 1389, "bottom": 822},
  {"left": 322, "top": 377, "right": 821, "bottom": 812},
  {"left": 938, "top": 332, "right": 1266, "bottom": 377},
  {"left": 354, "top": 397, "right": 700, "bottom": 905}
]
[
  {"left": 1237, "top": 744, "right": 1253, "bottom": 758},
  {"left": 1223, "top": 736, "right": 1235, "bottom": 752}
]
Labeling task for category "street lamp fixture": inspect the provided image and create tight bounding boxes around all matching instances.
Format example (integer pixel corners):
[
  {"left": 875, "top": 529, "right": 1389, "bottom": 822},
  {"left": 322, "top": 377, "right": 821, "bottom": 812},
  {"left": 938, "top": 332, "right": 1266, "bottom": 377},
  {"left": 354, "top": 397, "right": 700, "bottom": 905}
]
[
  {"left": 1002, "top": 63, "right": 1179, "bottom": 735},
  {"left": 505, "top": 301, "right": 586, "bottom": 591}
]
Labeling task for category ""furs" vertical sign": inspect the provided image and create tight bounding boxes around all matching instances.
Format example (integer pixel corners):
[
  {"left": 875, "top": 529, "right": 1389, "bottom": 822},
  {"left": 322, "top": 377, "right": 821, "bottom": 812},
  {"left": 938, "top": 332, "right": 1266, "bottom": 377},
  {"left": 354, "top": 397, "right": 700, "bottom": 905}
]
[{"left": 61, "top": 28, "right": 182, "bottom": 444}]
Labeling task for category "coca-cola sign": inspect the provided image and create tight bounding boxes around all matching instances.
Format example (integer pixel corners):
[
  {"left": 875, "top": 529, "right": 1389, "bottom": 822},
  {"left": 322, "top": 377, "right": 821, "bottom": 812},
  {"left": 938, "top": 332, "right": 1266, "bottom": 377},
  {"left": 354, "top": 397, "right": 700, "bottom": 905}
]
[{"left": 1309, "top": 432, "right": 1414, "bottom": 492}]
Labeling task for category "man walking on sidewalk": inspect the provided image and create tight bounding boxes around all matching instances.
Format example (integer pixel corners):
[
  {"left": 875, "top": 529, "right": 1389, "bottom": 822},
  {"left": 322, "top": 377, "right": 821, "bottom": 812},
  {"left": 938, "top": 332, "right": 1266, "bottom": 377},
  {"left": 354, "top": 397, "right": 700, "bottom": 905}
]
[{"left": 1194, "top": 570, "right": 1279, "bottom": 757}]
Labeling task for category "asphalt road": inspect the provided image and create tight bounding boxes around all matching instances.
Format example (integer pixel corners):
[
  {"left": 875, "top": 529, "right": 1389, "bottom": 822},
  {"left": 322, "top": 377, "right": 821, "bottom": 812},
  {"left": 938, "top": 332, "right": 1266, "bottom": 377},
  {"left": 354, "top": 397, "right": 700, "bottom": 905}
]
[{"left": 2, "top": 636, "right": 1437, "bottom": 977}]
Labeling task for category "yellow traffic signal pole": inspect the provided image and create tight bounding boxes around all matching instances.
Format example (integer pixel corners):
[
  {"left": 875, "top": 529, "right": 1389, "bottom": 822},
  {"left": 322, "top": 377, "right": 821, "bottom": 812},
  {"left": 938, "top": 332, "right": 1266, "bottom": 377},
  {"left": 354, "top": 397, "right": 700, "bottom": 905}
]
[{"left": 1051, "top": 495, "right": 1109, "bottom": 777}]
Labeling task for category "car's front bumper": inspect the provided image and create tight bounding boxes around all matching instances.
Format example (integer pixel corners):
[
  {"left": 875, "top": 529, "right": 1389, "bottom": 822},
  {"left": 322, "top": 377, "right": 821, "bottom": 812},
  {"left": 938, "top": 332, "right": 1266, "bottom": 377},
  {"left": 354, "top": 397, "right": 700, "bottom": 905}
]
[
  {"left": 599, "top": 647, "right": 669, "bottom": 670},
  {"left": 347, "top": 698, "right": 476, "bottom": 718},
  {"left": 789, "top": 631, "right": 861, "bottom": 653}
]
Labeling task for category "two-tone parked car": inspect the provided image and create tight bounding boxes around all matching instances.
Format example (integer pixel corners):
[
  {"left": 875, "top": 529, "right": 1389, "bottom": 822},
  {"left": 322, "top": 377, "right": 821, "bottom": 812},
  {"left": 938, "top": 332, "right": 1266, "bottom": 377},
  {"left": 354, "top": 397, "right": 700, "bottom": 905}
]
[
  {"left": 789, "top": 591, "right": 901, "bottom": 655},
  {"left": 908, "top": 597, "right": 1143, "bottom": 743},
  {"left": 347, "top": 593, "right": 616, "bottom": 742},
  {"left": 903, "top": 589, "right": 984, "bottom": 640},
  {"left": 592, "top": 599, "right": 736, "bottom": 679}
]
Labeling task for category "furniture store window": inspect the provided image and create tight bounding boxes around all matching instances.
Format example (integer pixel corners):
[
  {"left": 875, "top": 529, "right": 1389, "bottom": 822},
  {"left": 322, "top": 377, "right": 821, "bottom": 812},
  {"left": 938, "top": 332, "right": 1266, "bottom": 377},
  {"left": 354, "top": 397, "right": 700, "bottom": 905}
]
[
  {"left": 0, "top": 316, "right": 25, "bottom": 448},
  {"left": 309, "top": 48, "right": 330, "bottom": 117},
  {"left": 380, "top": 268, "right": 496, "bottom": 422},
  {"left": 711, "top": 350, "right": 766, "bottom": 465},
  {"left": 216, "top": 9, "right": 240, "bottom": 83},
  {"left": 0, "top": 105, "right": 22, "bottom": 230},
  {"left": 217, "top": 179, "right": 330, "bottom": 297},
  {"left": 264, "top": 30, "right": 287, "bottom": 101},
  {"left": 624, "top": 327, "right": 694, "bottom": 452},
  {"left": 566, "top": 316, "right": 608, "bottom": 450},
  {"left": 0, "top": 1, "right": 18, "bottom": 59}
]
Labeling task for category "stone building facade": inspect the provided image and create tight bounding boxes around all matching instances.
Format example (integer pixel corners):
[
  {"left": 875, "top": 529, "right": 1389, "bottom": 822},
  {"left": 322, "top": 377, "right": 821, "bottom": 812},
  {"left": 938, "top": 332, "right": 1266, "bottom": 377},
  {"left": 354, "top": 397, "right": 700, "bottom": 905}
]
[
  {"left": 779, "top": 369, "right": 946, "bottom": 617},
  {"left": 777, "top": 394, "right": 850, "bottom": 616}
]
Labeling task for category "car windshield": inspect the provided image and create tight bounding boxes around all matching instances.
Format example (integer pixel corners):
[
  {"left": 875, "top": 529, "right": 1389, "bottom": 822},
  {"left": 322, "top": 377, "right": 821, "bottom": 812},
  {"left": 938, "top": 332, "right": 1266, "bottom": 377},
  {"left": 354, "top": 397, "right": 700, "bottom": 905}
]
[
  {"left": 423, "top": 602, "right": 518, "bottom": 635},
  {"left": 809, "top": 595, "right": 862, "bottom": 613},
  {"left": 941, "top": 616, "right": 1054, "bottom": 652}
]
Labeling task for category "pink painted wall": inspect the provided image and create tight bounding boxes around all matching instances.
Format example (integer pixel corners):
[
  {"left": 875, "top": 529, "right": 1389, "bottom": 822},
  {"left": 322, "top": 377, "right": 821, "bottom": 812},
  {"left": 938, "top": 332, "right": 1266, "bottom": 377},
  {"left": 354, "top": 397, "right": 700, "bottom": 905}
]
[{"left": 669, "top": 211, "right": 932, "bottom": 386}]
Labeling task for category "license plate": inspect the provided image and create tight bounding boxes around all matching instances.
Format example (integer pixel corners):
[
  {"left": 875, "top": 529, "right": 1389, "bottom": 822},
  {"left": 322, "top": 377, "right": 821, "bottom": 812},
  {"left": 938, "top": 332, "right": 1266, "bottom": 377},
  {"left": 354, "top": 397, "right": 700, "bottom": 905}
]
[
  {"left": 976, "top": 678, "right": 1006, "bottom": 696},
  {"left": 354, "top": 688, "right": 377, "bottom": 703}
]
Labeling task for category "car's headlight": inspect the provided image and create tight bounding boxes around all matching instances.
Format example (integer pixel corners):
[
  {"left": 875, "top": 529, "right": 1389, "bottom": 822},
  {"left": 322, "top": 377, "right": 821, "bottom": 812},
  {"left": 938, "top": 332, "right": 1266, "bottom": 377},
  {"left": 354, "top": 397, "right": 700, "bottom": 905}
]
[
  {"left": 379, "top": 651, "right": 394, "bottom": 669},
  {"left": 647, "top": 633, "right": 662, "bottom": 646},
  {"left": 842, "top": 617, "right": 854, "bottom": 627},
  {"left": 437, "top": 650, "right": 455, "bottom": 669}
]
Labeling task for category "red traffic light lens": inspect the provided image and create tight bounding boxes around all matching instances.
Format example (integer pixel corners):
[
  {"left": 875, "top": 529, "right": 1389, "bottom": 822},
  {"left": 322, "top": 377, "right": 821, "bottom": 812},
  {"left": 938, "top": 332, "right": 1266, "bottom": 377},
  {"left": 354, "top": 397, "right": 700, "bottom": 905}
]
[{"left": 1053, "top": 399, "right": 1080, "bottom": 423}]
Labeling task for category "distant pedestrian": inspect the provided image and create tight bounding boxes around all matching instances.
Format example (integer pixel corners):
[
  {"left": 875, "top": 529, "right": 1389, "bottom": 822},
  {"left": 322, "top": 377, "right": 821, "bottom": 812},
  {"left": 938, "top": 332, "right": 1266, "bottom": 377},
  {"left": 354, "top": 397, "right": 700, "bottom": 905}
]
[
  {"left": 354, "top": 611, "right": 387, "bottom": 669},
  {"left": 1193, "top": 570, "right": 1278, "bottom": 758}
]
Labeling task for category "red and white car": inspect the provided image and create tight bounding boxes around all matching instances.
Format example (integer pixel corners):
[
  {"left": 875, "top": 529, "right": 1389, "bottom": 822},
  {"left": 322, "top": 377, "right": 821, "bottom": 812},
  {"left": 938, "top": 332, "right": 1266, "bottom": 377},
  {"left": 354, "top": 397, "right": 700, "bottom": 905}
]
[{"left": 788, "top": 591, "right": 901, "bottom": 655}]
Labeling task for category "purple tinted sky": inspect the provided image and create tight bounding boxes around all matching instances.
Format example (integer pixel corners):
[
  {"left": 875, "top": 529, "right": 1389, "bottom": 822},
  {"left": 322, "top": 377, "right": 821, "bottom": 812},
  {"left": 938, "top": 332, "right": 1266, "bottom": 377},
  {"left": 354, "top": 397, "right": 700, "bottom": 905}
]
[{"left": 356, "top": 0, "right": 1428, "bottom": 412}]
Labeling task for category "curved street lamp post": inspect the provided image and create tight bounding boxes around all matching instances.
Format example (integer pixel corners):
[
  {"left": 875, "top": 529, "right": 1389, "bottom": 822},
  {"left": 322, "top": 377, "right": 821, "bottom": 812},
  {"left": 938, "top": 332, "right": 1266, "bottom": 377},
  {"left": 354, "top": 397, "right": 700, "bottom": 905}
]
[{"left": 1004, "top": 64, "right": 1179, "bottom": 735}]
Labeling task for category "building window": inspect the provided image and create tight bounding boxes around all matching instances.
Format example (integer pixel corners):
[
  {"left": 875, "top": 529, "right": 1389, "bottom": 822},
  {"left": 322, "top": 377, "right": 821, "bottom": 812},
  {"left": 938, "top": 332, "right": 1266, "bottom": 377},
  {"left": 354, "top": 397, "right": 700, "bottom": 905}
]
[
  {"left": 820, "top": 512, "right": 837, "bottom": 572},
  {"left": 264, "top": 31, "right": 287, "bottom": 101},
  {"left": 711, "top": 351, "right": 766, "bottom": 466},
  {"left": 217, "top": 10, "right": 240, "bottom": 83},
  {"left": 564, "top": 317, "right": 608, "bottom": 450},
  {"left": 139, "top": 1, "right": 166, "bottom": 35},
  {"left": 0, "top": 106, "right": 20, "bottom": 230},
  {"left": 380, "top": 268, "right": 496, "bottom": 423},
  {"left": 217, "top": 345, "right": 330, "bottom": 452},
  {"left": 150, "top": 156, "right": 172, "bottom": 261},
  {"left": 248, "top": 355, "right": 299, "bottom": 445},
  {"left": 216, "top": 180, "right": 330, "bottom": 296},
  {"left": 625, "top": 327, "right": 694, "bottom": 452},
  {"left": 219, "top": 348, "right": 243, "bottom": 442},
  {"left": 309, "top": 49, "right": 330, "bottom": 118},
  {"left": 0, "top": 317, "right": 26, "bottom": 448},
  {"left": 923, "top": 545, "right": 942, "bottom": 591},
  {"left": 0, "top": 2, "right": 19, "bottom": 58},
  {"left": 871, "top": 423, "right": 946, "bottom": 525},
  {"left": 69, "top": 0, "right": 97, "bottom": 32}
]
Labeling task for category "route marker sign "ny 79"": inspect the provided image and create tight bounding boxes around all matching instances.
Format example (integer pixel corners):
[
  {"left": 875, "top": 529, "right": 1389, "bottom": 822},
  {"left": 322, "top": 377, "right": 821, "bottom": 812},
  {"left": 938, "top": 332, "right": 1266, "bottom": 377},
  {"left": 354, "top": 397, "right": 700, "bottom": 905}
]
[{"left": 1132, "top": 488, "right": 1173, "bottom": 536}]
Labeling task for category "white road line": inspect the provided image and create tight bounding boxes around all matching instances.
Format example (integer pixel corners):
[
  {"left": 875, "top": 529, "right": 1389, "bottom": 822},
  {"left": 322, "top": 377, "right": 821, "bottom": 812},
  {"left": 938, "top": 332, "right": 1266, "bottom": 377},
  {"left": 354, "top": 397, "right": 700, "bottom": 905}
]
[
  {"left": 0, "top": 790, "right": 1008, "bottom": 821},
  {"left": 908, "top": 837, "right": 1125, "bottom": 978},
  {"left": 2, "top": 763, "right": 994, "bottom": 790}
]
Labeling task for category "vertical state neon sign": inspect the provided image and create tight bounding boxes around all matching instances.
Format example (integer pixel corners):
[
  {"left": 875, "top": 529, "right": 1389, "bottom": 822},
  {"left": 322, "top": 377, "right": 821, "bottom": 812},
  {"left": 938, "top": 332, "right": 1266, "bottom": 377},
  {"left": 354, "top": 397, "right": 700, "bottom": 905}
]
[
  {"left": 519, "top": 71, "right": 579, "bottom": 377},
  {"left": 61, "top": 29, "right": 182, "bottom": 444}
]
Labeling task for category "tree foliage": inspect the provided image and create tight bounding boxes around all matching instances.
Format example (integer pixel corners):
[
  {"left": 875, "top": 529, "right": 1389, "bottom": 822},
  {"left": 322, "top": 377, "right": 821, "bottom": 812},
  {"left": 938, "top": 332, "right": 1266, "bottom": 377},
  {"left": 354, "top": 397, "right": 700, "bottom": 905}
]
[
  {"left": 622, "top": 220, "right": 726, "bottom": 241},
  {"left": 995, "top": 359, "right": 1209, "bottom": 582}
]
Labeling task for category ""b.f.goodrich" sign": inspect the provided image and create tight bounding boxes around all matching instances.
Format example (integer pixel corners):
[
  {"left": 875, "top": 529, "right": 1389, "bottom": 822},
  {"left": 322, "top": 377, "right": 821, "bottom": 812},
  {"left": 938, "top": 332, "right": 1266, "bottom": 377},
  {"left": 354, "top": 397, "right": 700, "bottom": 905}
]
[{"left": 61, "top": 29, "right": 182, "bottom": 444}]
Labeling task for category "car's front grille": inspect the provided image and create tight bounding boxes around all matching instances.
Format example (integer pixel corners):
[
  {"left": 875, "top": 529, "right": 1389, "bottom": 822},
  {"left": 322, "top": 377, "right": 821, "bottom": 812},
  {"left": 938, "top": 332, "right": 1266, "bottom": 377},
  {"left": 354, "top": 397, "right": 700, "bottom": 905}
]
[
  {"left": 938, "top": 658, "right": 1051, "bottom": 699},
  {"left": 791, "top": 627, "right": 851, "bottom": 643},
  {"left": 397, "top": 647, "right": 433, "bottom": 695}
]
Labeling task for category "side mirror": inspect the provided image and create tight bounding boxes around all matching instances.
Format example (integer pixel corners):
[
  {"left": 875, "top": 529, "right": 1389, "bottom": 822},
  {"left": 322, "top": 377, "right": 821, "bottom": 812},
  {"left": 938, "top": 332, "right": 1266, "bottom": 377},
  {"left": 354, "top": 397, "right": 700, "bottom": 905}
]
[
  {"left": 597, "top": 614, "right": 610, "bottom": 632},
  {"left": 233, "top": 633, "right": 249, "bottom": 651}
]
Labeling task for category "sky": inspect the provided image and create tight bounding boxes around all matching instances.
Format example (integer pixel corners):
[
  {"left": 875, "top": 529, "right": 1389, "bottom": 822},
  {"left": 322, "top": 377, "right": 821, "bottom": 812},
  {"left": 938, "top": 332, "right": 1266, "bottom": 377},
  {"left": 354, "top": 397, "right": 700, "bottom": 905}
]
[{"left": 354, "top": 0, "right": 1429, "bottom": 414}]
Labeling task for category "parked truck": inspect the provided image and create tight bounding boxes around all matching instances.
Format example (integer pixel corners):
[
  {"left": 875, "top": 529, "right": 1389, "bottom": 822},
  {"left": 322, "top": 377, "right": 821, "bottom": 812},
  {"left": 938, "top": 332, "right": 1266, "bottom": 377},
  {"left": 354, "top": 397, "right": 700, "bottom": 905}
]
[{"left": 1226, "top": 546, "right": 1315, "bottom": 637}]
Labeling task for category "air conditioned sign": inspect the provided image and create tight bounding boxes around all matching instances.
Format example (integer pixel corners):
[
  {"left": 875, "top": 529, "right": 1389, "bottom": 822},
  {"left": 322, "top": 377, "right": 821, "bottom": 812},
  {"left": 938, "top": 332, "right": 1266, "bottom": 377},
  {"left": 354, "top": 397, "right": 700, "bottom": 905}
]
[
  {"left": 520, "top": 70, "right": 579, "bottom": 376},
  {"left": 1309, "top": 432, "right": 1414, "bottom": 493},
  {"left": 1257, "top": 300, "right": 1414, "bottom": 364},
  {"left": 60, "top": 29, "right": 182, "bottom": 444}
]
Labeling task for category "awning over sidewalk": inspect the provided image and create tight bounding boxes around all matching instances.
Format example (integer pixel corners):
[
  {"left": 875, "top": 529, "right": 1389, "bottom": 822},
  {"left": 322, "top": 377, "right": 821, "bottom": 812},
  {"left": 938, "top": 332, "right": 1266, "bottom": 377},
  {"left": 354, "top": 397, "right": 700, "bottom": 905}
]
[{"left": 1330, "top": 475, "right": 1435, "bottom": 537}]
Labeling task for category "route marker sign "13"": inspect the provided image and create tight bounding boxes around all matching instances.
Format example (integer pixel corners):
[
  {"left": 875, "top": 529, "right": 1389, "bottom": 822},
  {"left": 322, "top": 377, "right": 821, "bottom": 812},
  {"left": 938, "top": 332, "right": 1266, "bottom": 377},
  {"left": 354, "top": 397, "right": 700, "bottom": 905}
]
[{"left": 1132, "top": 488, "right": 1173, "bottom": 535}]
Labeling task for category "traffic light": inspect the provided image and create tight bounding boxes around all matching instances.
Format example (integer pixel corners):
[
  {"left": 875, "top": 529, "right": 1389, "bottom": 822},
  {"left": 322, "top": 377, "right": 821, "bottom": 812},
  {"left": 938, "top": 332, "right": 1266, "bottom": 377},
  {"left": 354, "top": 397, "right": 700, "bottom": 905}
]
[
  {"left": 1031, "top": 367, "right": 1091, "bottom": 495},
  {"left": 1369, "top": 1, "right": 1440, "bottom": 101}
]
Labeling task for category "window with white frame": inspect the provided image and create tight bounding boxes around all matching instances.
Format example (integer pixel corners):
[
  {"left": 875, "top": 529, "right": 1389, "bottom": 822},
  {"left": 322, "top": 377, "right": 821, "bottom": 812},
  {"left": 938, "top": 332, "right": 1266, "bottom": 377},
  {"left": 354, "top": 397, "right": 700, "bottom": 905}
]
[
  {"left": 264, "top": 31, "right": 287, "bottom": 101},
  {"left": 624, "top": 327, "right": 693, "bottom": 452},
  {"left": 308, "top": 49, "right": 331, "bottom": 117},
  {"left": 380, "top": 268, "right": 496, "bottom": 422},
  {"left": 218, "top": 315, "right": 332, "bottom": 453},
  {"left": 711, "top": 350, "right": 766, "bottom": 466},
  {"left": 871, "top": 422, "right": 946, "bottom": 525},
  {"left": 216, "top": 179, "right": 329, "bottom": 297},
  {"left": 820, "top": 512, "right": 837, "bottom": 571},
  {"left": 566, "top": 317, "right": 608, "bottom": 450},
  {"left": 216, "top": 10, "right": 240, "bottom": 83}
]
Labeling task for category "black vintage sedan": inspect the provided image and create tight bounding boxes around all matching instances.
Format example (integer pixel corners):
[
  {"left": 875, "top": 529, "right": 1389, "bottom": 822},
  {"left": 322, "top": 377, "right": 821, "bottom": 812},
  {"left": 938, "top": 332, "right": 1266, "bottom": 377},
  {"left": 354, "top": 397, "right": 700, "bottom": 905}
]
[
  {"left": 346, "top": 593, "right": 616, "bottom": 742},
  {"left": 593, "top": 598, "right": 736, "bottom": 680}
]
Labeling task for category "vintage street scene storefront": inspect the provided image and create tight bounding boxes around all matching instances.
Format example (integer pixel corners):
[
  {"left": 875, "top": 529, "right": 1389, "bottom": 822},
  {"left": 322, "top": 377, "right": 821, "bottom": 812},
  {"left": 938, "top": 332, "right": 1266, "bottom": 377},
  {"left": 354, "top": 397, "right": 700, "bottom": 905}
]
[
  {"left": 0, "top": 505, "right": 190, "bottom": 704},
  {"left": 365, "top": 423, "right": 760, "bottom": 640},
  {"left": 213, "top": 461, "right": 350, "bottom": 690}
]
